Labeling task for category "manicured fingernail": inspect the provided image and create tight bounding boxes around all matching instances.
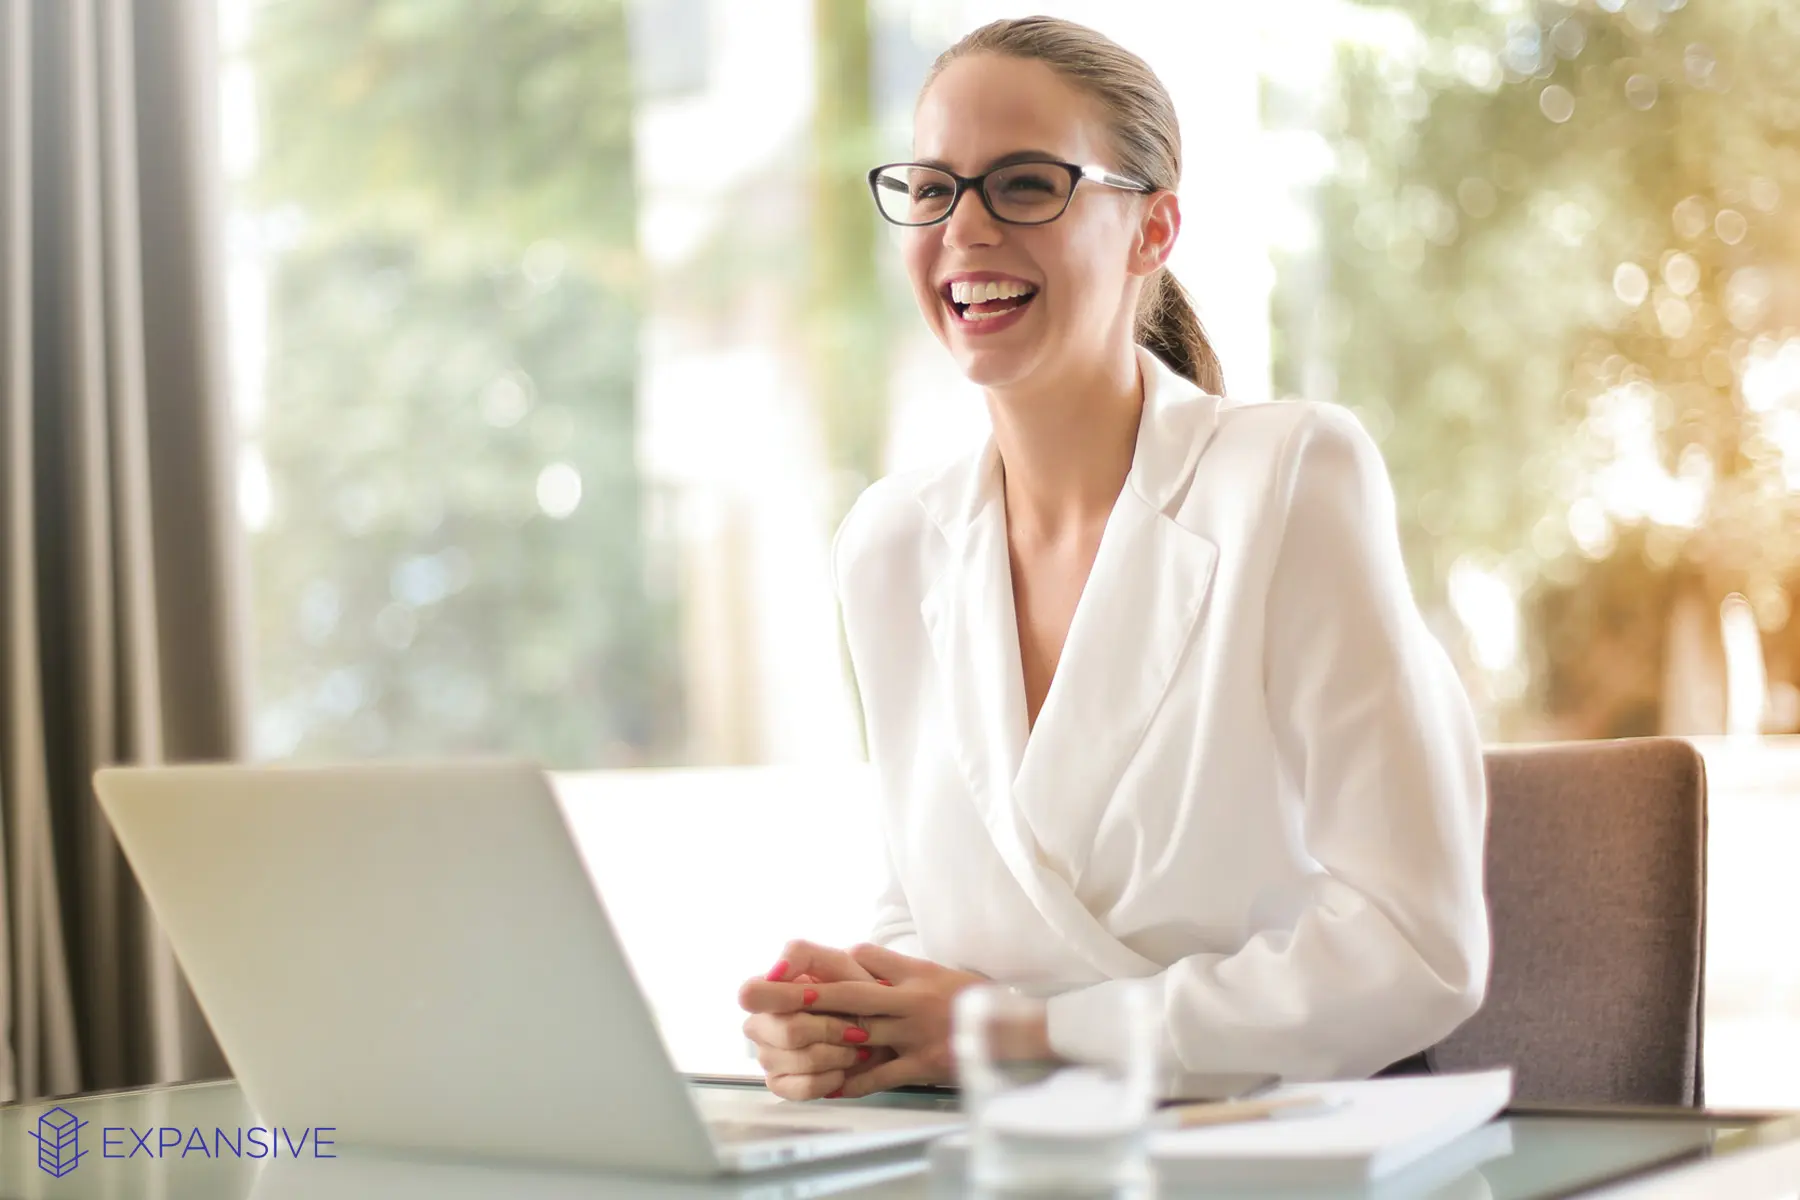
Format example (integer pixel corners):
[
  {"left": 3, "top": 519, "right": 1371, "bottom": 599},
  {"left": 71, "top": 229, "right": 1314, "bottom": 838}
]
[
  {"left": 843, "top": 1027, "right": 869, "bottom": 1044},
  {"left": 856, "top": 1048, "right": 872, "bottom": 1062},
  {"left": 878, "top": 979, "right": 894, "bottom": 986},
  {"left": 825, "top": 1089, "right": 844, "bottom": 1099},
  {"left": 802, "top": 988, "right": 819, "bottom": 1007},
  {"left": 765, "top": 960, "right": 789, "bottom": 982}
]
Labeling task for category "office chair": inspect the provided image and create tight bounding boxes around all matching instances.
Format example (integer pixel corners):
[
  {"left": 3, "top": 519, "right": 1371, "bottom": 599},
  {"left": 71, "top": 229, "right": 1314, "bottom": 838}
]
[{"left": 1428, "top": 738, "right": 1708, "bottom": 1106}]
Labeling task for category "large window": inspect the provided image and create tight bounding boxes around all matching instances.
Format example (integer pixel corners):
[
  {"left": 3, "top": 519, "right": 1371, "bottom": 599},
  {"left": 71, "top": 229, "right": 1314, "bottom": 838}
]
[
  {"left": 220, "top": 1, "right": 1800, "bottom": 767},
  {"left": 216, "top": 0, "right": 1800, "bottom": 1092},
  {"left": 221, "top": 0, "right": 681, "bottom": 768}
]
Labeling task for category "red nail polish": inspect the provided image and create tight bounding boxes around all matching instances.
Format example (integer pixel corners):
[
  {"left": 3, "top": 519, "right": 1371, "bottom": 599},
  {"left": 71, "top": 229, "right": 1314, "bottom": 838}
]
[
  {"left": 843, "top": 1027, "right": 869, "bottom": 1044},
  {"left": 825, "top": 1089, "right": 844, "bottom": 1099},
  {"left": 802, "top": 988, "right": 819, "bottom": 1007},
  {"left": 856, "top": 1048, "right": 872, "bottom": 1063},
  {"left": 877, "top": 979, "right": 894, "bottom": 986},
  {"left": 765, "top": 960, "right": 789, "bottom": 982}
]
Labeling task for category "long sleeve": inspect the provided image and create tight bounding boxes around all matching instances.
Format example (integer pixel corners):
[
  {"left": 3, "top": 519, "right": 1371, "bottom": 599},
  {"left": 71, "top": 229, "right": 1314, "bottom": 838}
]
[
  {"left": 832, "top": 495, "right": 926, "bottom": 959},
  {"left": 869, "top": 838, "right": 924, "bottom": 957},
  {"left": 1045, "top": 404, "right": 1490, "bottom": 1081}
]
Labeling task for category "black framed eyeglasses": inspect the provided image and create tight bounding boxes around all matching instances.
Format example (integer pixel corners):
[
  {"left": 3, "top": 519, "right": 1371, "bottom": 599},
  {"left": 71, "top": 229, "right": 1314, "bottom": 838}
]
[{"left": 867, "top": 159, "right": 1153, "bottom": 227}]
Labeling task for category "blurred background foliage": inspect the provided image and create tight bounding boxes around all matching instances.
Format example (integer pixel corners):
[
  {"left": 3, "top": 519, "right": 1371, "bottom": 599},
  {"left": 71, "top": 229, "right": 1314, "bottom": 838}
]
[
  {"left": 1277, "top": 0, "right": 1800, "bottom": 739},
  {"left": 244, "top": 0, "right": 682, "bottom": 766},
  {"left": 231, "top": 0, "right": 1800, "bottom": 764}
]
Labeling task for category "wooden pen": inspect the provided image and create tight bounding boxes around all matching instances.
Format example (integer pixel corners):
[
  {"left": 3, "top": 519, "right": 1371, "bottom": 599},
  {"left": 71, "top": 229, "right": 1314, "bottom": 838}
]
[{"left": 1162, "top": 1093, "right": 1334, "bottom": 1129}]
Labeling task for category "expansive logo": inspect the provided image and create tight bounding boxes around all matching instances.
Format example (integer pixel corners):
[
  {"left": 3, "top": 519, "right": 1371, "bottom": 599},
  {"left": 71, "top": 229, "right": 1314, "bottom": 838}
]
[
  {"left": 23, "top": 1108, "right": 335, "bottom": 1177},
  {"left": 28, "top": 1107, "right": 88, "bottom": 1178}
]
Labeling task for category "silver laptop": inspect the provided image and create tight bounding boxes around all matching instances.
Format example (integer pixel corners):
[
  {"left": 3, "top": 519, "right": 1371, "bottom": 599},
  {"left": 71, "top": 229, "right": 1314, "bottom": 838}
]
[{"left": 91, "top": 761, "right": 960, "bottom": 1177}]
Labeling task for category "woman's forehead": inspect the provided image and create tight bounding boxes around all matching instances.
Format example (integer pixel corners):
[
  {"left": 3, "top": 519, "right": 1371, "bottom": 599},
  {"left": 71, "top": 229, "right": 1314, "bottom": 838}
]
[{"left": 912, "top": 54, "right": 1107, "bottom": 169}]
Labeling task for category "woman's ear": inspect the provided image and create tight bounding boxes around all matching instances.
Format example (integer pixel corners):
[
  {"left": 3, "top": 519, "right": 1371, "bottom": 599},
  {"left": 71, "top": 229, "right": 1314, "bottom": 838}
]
[{"left": 1130, "top": 190, "right": 1181, "bottom": 278}]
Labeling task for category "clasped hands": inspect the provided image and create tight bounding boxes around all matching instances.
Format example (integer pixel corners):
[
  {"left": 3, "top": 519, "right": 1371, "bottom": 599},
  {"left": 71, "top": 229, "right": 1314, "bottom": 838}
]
[{"left": 737, "top": 940, "right": 989, "bottom": 1101}]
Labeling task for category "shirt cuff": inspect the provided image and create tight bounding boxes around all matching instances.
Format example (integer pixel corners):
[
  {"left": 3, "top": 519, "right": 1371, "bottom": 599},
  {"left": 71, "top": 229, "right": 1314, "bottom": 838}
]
[{"left": 1044, "top": 977, "right": 1145, "bottom": 1066}]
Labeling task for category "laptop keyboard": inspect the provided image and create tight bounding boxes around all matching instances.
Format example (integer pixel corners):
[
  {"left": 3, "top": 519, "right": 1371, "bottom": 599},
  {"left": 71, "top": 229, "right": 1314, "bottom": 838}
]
[{"left": 708, "top": 1119, "right": 853, "bottom": 1144}]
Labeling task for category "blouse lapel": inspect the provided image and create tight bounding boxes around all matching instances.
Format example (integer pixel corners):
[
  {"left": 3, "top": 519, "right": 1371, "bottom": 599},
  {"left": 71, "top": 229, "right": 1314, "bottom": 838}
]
[
  {"left": 1012, "top": 348, "right": 1225, "bottom": 885},
  {"left": 918, "top": 443, "right": 1028, "bottom": 850},
  {"left": 1010, "top": 493, "right": 1219, "bottom": 885},
  {"left": 914, "top": 349, "right": 1227, "bottom": 979}
]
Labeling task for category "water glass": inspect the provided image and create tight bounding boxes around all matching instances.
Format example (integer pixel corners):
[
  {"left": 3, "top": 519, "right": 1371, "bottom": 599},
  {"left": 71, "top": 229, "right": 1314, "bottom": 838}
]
[{"left": 952, "top": 981, "right": 1160, "bottom": 1197}]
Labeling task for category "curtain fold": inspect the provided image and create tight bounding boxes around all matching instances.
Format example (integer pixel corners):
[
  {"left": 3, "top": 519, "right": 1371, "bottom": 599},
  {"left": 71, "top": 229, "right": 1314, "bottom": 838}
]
[{"left": 0, "top": 0, "right": 240, "bottom": 1103}]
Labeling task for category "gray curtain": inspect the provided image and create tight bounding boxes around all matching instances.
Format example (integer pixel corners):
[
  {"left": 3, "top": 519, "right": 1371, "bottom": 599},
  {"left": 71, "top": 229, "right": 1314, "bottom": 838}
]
[{"left": 0, "top": 0, "right": 243, "bottom": 1102}]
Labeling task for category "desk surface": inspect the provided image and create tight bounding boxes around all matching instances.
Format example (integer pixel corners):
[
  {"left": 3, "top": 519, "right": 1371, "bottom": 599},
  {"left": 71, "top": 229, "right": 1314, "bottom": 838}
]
[{"left": 3, "top": 1080, "right": 1798, "bottom": 1199}]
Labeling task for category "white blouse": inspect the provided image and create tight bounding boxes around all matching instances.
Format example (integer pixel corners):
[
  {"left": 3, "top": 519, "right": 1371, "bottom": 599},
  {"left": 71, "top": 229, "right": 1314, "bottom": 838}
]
[{"left": 831, "top": 346, "right": 1489, "bottom": 1081}]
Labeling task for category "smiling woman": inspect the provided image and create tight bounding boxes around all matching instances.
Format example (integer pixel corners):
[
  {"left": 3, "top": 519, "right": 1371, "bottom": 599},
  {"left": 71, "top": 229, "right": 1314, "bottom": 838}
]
[{"left": 736, "top": 14, "right": 1490, "bottom": 1104}]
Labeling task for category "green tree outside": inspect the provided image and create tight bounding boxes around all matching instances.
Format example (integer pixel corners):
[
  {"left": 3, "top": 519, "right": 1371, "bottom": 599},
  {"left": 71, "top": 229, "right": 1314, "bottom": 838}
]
[
  {"left": 242, "top": 0, "right": 683, "bottom": 766},
  {"left": 1279, "top": 0, "right": 1800, "bottom": 738}
]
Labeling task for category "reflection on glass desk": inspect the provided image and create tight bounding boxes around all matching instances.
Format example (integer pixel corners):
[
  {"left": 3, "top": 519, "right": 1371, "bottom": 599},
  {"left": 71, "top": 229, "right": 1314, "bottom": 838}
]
[{"left": 3, "top": 1080, "right": 1799, "bottom": 1199}]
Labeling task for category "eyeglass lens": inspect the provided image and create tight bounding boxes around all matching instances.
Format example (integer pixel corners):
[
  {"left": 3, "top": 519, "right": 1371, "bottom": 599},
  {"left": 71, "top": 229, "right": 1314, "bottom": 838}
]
[{"left": 872, "top": 163, "right": 1073, "bottom": 226}]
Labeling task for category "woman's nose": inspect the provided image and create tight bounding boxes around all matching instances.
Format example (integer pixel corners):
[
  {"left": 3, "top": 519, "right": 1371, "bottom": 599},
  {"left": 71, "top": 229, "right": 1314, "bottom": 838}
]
[{"left": 942, "top": 188, "right": 1003, "bottom": 249}]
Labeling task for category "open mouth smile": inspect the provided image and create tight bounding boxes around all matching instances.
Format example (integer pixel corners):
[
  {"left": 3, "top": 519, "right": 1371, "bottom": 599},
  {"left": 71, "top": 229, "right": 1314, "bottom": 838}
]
[{"left": 941, "top": 276, "right": 1039, "bottom": 334}]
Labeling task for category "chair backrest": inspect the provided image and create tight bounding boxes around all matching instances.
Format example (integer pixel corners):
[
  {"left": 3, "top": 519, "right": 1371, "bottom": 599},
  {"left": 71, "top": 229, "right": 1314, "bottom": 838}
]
[{"left": 1428, "top": 738, "right": 1707, "bottom": 1106}]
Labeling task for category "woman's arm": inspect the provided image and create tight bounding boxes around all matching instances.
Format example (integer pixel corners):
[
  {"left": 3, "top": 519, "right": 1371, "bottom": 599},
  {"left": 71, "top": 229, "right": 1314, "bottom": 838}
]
[
  {"left": 870, "top": 839, "right": 926, "bottom": 957},
  {"left": 832, "top": 486, "right": 929, "bottom": 960},
  {"left": 1046, "top": 403, "right": 1490, "bottom": 1081}
]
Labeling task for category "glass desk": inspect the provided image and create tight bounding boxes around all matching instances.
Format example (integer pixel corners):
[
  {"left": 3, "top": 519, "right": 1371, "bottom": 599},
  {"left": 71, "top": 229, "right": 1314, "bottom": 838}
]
[{"left": 3, "top": 1080, "right": 1798, "bottom": 1199}]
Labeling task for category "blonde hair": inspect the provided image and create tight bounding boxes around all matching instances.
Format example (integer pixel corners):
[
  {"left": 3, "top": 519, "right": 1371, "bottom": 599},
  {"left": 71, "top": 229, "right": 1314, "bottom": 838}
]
[{"left": 924, "top": 16, "right": 1226, "bottom": 395}]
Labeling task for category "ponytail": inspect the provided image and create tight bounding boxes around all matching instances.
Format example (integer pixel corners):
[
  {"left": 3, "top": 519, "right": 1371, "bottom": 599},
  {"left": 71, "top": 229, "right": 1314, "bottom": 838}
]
[{"left": 1136, "top": 268, "right": 1225, "bottom": 395}]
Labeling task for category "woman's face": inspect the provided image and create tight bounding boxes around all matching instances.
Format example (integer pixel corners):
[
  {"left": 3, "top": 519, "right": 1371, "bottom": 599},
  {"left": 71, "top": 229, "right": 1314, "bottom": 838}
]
[{"left": 904, "top": 54, "right": 1172, "bottom": 391}]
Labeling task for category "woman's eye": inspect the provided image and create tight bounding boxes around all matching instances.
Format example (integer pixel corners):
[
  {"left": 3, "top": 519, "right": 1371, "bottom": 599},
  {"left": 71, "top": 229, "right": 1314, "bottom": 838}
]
[
  {"left": 1000, "top": 173, "right": 1057, "bottom": 194},
  {"left": 914, "top": 183, "right": 951, "bottom": 200}
]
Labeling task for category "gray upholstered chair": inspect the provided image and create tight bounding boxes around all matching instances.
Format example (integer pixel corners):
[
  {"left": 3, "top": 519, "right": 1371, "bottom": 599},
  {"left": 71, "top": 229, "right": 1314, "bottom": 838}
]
[{"left": 1427, "top": 738, "right": 1708, "bottom": 1106}]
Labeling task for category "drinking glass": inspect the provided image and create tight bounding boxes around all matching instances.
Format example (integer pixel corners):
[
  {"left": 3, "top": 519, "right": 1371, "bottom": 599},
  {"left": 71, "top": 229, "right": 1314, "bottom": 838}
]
[{"left": 952, "top": 981, "right": 1159, "bottom": 1197}]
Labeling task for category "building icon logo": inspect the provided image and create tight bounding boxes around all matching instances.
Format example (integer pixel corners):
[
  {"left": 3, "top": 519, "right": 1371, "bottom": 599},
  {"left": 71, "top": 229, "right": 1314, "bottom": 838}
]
[{"left": 29, "top": 1106, "right": 88, "bottom": 1177}]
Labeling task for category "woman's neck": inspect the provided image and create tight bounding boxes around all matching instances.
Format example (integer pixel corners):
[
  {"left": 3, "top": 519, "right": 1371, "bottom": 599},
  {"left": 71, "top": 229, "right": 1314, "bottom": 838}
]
[{"left": 985, "top": 346, "right": 1143, "bottom": 541}]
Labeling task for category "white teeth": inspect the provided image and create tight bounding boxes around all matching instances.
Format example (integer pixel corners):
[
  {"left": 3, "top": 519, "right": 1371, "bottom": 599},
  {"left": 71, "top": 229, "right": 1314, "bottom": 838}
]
[{"left": 948, "top": 279, "right": 1035, "bottom": 304}]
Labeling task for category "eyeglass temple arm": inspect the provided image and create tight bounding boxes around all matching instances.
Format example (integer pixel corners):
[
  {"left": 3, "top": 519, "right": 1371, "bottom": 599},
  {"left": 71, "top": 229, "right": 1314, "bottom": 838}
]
[{"left": 1080, "top": 164, "right": 1154, "bottom": 193}]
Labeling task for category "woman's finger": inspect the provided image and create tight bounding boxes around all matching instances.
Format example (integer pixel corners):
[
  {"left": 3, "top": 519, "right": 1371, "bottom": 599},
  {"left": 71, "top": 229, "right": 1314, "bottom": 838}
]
[
  {"left": 803, "top": 980, "right": 908, "bottom": 1018},
  {"left": 837, "top": 1053, "right": 926, "bottom": 1099},
  {"left": 739, "top": 974, "right": 890, "bottom": 1015},
  {"left": 740, "top": 943, "right": 880, "bottom": 1015},
  {"left": 737, "top": 978, "right": 815, "bottom": 1015},
  {"left": 742, "top": 1011, "right": 867, "bottom": 1051},
  {"left": 761, "top": 941, "right": 878, "bottom": 986},
  {"left": 765, "top": 1069, "right": 846, "bottom": 1102},
  {"left": 755, "top": 1042, "right": 862, "bottom": 1076},
  {"left": 848, "top": 942, "right": 924, "bottom": 984},
  {"left": 845, "top": 1045, "right": 898, "bottom": 1077}
]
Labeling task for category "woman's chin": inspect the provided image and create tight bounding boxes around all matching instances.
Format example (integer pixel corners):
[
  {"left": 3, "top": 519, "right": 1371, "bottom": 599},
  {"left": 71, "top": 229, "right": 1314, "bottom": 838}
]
[{"left": 947, "top": 336, "right": 1043, "bottom": 390}]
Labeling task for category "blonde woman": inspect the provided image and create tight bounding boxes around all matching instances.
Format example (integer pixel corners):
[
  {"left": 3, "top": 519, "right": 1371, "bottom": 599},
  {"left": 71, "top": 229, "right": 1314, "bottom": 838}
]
[{"left": 737, "top": 16, "right": 1489, "bottom": 1101}]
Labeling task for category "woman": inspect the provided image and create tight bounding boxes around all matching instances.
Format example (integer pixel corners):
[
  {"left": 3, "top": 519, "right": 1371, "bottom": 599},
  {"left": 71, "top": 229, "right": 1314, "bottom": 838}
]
[{"left": 737, "top": 16, "right": 1488, "bottom": 1102}]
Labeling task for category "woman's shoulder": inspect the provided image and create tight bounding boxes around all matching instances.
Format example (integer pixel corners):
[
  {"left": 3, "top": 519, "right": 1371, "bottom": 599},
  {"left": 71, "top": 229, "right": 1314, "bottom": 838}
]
[
  {"left": 1210, "top": 396, "right": 1373, "bottom": 457},
  {"left": 1172, "top": 397, "right": 1398, "bottom": 553},
  {"left": 1205, "top": 397, "right": 1391, "bottom": 496},
  {"left": 829, "top": 449, "right": 980, "bottom": 600},
  {"left": 833, "top": 471, "right": 930, "bottom": 562}
]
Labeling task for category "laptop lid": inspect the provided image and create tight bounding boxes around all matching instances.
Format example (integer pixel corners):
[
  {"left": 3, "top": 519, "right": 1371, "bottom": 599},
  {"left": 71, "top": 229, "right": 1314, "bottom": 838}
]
[{"left": 92, "top": 761, "right": 723, "bottom": 1176}]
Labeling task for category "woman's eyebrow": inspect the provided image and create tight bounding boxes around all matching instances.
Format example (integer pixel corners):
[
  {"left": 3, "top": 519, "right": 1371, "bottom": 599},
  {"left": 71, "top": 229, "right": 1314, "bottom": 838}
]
[{"left": 914, "top": 149, "right": 1064, "bottom": 172}]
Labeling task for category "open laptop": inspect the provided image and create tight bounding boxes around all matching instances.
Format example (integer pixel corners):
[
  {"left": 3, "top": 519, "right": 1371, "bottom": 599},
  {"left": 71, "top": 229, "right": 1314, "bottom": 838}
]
[{"left": 90, "top": 761, "right": 961, "bottom": 1177}]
